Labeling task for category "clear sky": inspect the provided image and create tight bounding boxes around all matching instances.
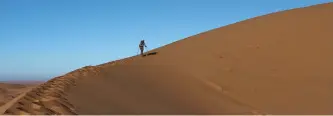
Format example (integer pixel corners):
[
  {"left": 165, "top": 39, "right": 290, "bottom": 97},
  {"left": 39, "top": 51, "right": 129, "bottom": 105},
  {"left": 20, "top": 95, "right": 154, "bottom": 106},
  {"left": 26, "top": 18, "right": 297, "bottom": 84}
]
[{"left": 0, "top": 0, "right": 331, "bottom": 81}]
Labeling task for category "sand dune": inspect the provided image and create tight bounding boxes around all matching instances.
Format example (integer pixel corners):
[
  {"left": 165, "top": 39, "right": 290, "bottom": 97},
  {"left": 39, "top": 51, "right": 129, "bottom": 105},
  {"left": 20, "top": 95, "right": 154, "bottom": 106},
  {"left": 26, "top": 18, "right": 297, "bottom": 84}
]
[
  {"left": 0, "top": 83, "right": 38, "bottom": 114},
  {"left": 3, "top": 2, "right": 333, "bottom": 115}
]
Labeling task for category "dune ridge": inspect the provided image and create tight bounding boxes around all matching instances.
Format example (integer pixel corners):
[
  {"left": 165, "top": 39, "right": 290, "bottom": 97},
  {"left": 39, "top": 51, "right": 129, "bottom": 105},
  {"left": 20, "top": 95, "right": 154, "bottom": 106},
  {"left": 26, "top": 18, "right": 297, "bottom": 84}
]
[
  {"left": 1, "top": 59, "right": 143, "bottom": 115},
  {"left": 1, "top": 58, "right": 266, "bottom": 115},
  {"left": 2, "top": 66, "right": 101, "bottom": 115},
  {"left": 3, "top": 2, "right": 333, "bottom": 115}
]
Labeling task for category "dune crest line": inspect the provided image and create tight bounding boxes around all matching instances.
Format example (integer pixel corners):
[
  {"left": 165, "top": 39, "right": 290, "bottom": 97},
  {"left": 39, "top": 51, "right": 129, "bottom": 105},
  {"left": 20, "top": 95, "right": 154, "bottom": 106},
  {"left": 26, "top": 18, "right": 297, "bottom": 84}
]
[{"left": 1, "top": 65, "right": 103, "bottom": 115}]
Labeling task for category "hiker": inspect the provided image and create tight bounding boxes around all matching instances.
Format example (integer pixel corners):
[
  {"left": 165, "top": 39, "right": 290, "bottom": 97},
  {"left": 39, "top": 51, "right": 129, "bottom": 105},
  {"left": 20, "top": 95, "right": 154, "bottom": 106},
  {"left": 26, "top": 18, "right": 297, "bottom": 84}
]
[{"left": 139, "top": 40, "right": 147, "bottom": 56}]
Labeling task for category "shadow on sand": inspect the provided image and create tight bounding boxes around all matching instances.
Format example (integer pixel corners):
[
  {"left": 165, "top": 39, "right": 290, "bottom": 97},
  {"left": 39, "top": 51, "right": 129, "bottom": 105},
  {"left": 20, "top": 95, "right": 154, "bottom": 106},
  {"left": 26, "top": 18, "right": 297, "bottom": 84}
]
[{"left": 143, "top": 52, "right": 158, "bottom": 57}]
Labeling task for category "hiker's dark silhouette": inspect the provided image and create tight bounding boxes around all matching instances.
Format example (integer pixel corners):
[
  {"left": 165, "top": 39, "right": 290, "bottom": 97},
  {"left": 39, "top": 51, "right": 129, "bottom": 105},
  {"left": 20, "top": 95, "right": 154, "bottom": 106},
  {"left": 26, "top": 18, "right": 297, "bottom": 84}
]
[{"left": 139, "top": 40, "right": 147, "bottom": 56}]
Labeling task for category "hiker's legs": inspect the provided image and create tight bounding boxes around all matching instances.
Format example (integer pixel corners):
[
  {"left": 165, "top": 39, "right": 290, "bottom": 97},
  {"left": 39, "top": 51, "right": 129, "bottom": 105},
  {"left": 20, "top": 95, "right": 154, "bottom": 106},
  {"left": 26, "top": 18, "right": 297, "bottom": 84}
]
[{"left": 140, "top": 47, "right": 144, "bottom": 56}]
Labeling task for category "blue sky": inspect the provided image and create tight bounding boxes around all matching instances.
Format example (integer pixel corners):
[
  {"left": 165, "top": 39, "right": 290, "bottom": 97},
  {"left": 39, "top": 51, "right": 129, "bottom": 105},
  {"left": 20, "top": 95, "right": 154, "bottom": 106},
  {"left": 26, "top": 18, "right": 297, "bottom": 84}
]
[{"left": 0, "top": 0, "right": 331, "bottom": 81}]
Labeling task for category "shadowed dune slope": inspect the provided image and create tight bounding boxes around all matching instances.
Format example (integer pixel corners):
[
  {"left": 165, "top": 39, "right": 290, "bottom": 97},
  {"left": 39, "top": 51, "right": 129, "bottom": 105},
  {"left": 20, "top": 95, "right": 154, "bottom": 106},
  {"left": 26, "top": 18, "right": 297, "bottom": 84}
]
[{"left": 3, "top": 2, "right": 333, "bottom": 115}]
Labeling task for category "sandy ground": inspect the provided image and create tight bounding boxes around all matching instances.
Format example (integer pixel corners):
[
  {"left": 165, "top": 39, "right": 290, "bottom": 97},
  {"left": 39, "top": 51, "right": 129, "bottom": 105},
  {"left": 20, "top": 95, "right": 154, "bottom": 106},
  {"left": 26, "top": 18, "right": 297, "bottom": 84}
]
[
  {"left": 0, "top": 83, "right": 39, "bottom": 113},
  {"left": 2, "top": 2, "right": 333, "bottom": 115},
  {"left": 67, "top": 65, "right": 259, "bottom": 114}
]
